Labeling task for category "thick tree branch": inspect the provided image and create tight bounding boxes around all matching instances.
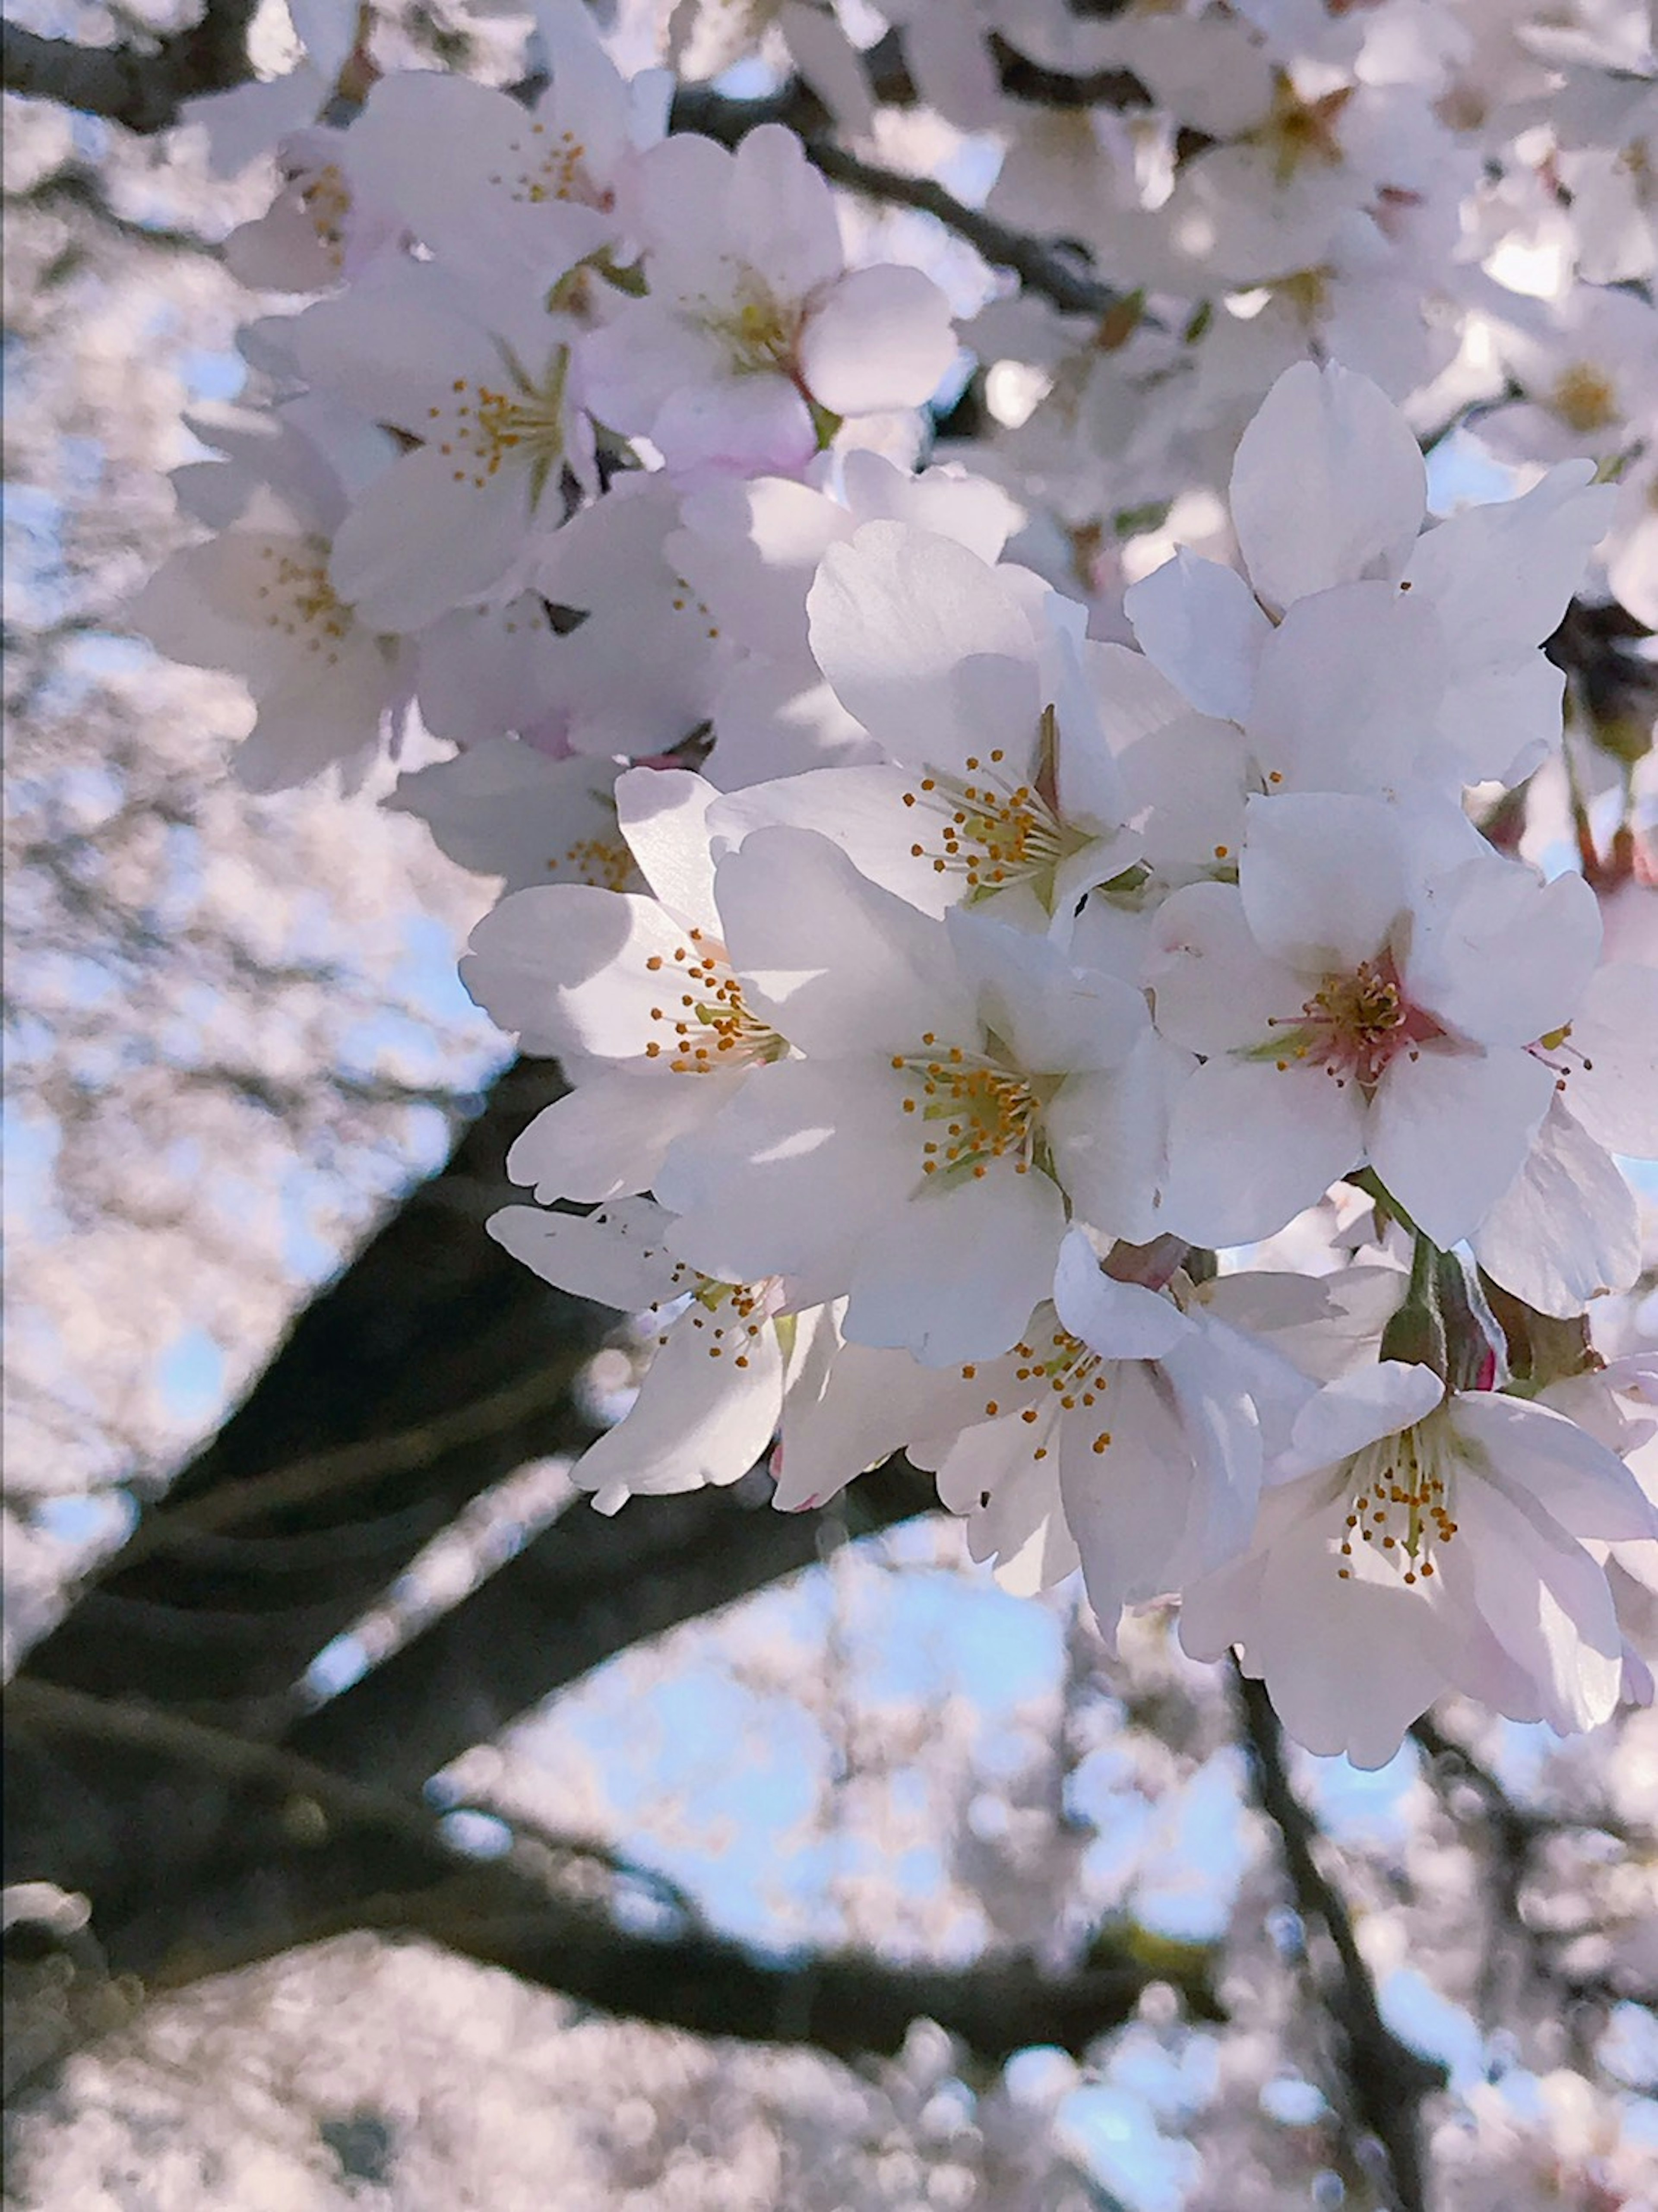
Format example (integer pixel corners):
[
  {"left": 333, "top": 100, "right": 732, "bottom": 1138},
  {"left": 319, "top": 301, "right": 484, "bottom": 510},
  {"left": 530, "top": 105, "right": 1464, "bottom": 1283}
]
[
  {"left": 1236, "top": 1672, "right": 1445, "bottom": 2212},
  {"left": 2, "top": 3, "right": 258, "bottom": 133},
  {"left": 10, "top": 1677, "right": 1214, "bottom": 2064},
  {"left": 289, "top": 1456, "right": 938, "bottom": 1793}
]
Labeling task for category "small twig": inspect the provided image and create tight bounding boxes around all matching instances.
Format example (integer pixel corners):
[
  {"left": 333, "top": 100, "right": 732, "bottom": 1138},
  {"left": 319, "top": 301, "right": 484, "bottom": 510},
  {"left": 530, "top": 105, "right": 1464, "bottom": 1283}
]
[
  {"left": 1235, "top": 1670, "right": 1446, "bottom": 2212},
  {"left": 805, "top": 139, "right": 1117, "bottom": 317},
  {"left": 6, "top": 162, "right": 220, "bottom": 254}
]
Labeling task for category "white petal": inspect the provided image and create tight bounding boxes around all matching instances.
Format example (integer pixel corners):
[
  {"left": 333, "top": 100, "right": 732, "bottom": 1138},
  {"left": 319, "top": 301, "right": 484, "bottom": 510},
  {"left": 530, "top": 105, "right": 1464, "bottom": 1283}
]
[
  {"left": 1045, "top": 1032, "right": 1190, "bottom": 1247},
  {"left": 506, "top": 1072, "right": 739, "bottom": 1204},
  {"left": 1161, "top": 1056, "right": 1366, "bottom": 1249},
  {"left": 657, "top": 1058, "right": 916, "bottom": 1306},
  {"left": 1452, "top": 1392, "right": 1658, "bottom": 1543},
  {"left": 946, "top": 906, "right": 1148, "bottom": 1075},
  {"left": 1443, "top": 1477, "right": 1622, "bottom": 1734},
  {"left": 1147, "top": 880, "right": 1310, "bottom": 1055},
  {"left": 710, "top": 764, "right": 957, "bottom": 918},
  {"left": 807, "top": 523, "right": 1040, "bottom": 771},
  {"left": 574, "top": 1309, "right": 786, "bottom": 1509},
  {"left": 1230, "top": 361, "right": 1426, "bottom": 611},
  {"left": 1060, "top": 1363, "right": 1198, "bottom": 1621},
  {"left": 1472, "top": 1097, "right": 1640, "bottom": 1317},
  {"left": 1367, "top": 1045, "right": 1557, "bottom": 1248},
  {"left": 848, "top": 1162, "right": 1065, "bottom": 1367},
  {"left": 1239, "top": 792, "right": 1409, "bottom": 972},
  {"left": 1563, "top": 962, "right": 1658, "bottom": 1157},
  {"left": 486, "top": 1198, "right": 687, "bottom": 1310},
  {"left": 463, "top": 886, "right": 690, "bottom": 1061},
  {"left": 1407, "top": 853, "right": 1601, "bottom": 1049},
  {"left": 1280, "top": 1361, "right": 1445, "bottom": 1477},
  {"left": 1123, "top": 550, "right": 1271, "bottom": 723},
  {"left": 714, "top": 825, "right": 971, "bottom": 1054},
  {"left": 774, "top": 1331, "right": 985, "bottom": 1510},
  {"left": 799, "top": 263, "right": 957, "bottom": 415},
  {"left": 331, "top": 451, "right": 530, "bottom": 633},
  {"left": 614, "top": 767, "right": 721, "bottom": 930},
  {"left": 1052, "top": 1229, "right": 1190, "bottom": 1360},
  {"left": 1402, "top": 462, "right": 1617, "bottom": 661},
  {"left": 1244, "top": 584, "right": 1449, "bottom": 797}
]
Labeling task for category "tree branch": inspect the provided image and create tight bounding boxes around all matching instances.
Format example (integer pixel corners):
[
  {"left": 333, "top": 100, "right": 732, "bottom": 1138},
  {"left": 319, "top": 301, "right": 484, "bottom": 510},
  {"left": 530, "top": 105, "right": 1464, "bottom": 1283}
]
[
  {"left": 2, "top": 3, "right": 258, "bottom": 133},
  {"left": 5, "top": 160, "right": 219, "bottom": 253},
  {"left": 9, "top": 1677, "right": 1213, "bottom": 2064},
  {"left": 803, "top": 140, "right": 1118, "bottom": 318},
  {"left": 1235, "top": 1671, "right": 1445, "bottom": 2212}
]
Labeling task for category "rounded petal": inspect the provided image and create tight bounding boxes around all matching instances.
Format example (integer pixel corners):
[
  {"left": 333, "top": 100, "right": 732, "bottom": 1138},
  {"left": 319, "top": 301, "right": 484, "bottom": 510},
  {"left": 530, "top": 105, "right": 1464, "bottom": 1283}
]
[
  {"left": 799, "top": 263, "right": 956, "bottom": 415},
  {"left": 848, "top": 1160, "right": 1066, "bottom": 1367},
  {"left": 1472, "top": 1098, "right": 1640, "bottom": 1317},
  {"left": 715, "top": 824, "right": 971, "bottom": 1053},
  {"left": 1147, "top": 881, "right": 1310, "bottom": 1055},
  {"left": 1053, "top": 1233, "right": 1189, "bottom": 1359},
  {"left": 1563, "top": 962, "right": 1658, "bottom": 1157},
  {"left": 1367, "top": 1044, "right": 1557, "bottom": 1248},
  {"left": 1123, "top": 549, "right": 1272, "bottom": 723},
  {"left": 1230, "top": 360, "right": 1426, "bottom": 611},
  {"left": 1280, "top": 1361, "right": 1445, "bottom": 1477},
  {"left": 1239, "top": 792, "right": 1409, "bottom": 973},
  {"left": 487, "top": 1196, "right": 687, "bottom": 1310},
  {"left": 1161, "top": 1055, "right": 1366, "bottom": 1248},
  {"left": 807, "top": 522, "right": 1040, "bottom": 771},
  {"left": 1407, "top": 854, "right": 1601, "bottom": 1049}
]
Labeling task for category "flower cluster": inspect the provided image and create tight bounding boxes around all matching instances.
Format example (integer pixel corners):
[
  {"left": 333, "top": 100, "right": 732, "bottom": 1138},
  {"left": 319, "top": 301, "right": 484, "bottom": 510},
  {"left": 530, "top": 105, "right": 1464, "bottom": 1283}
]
[{"left": 129, "top": 0, "right": 1658, "bottom": 1765}]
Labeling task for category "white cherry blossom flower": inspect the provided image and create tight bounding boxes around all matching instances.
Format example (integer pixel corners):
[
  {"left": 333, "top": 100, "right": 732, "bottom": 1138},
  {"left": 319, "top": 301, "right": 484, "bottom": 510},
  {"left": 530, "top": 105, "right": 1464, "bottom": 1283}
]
[
  {"left": 1124, "top": 359, "right": 1614, "bottom": 796},
  {"left": 487, "top": 1196, "right": 833, "bottom": 1513},
  {"left": 579, "top": 124, "right": 956, "bottom": 479},
  {"left": 290, "top": 261, "right": 594, "bottom": 631},
  {"left": 465, "top": 770, "right": 790, "bottom": 1206},
  {"left": 1147, "top": 791, "right": 1601, "bottom": 1248},
  {"left": 130, "top": 416, "right": 408, "bottom": 793},
  {"left": 1180, "top": 1361, "right": 1658, "bottom": 1764},
  {"left": 653, "top": 825, "right": 1155, "bottom": 1366}
]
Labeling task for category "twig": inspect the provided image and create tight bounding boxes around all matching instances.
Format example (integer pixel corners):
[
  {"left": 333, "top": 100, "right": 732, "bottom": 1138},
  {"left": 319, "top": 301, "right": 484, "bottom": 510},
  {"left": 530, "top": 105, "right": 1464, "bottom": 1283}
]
[
  {"left": 805, "top": 139, "right": 1117, "bottom": 317},
  {"left": 1235, "top": 1670, "right": 1446, "bottom": 2212},
  {"left": 5, "top": 162, "right": 220, "bottom": 254}
]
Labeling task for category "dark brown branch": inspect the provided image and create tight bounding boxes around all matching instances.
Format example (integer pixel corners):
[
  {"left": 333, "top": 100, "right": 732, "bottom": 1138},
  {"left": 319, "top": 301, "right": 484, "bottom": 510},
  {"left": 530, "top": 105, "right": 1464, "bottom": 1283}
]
[
  {"left": 1235, "top": 1672, "right": 1445, "bottom": 2212},
  {"left": 287, "top": 1456, "right": 937, "bottom": 1791},
  {"left": 804, "top": 140, "right": 1118, "bottom": 318},
  {"left": 5, "top": 161, "right": 219, "bottom": 253},
  {"left": 2, "top": 3, "right": 258, "bottom": 134},
  {"left": 9, "top": 1677, "right": 1212, "bottom": 2063}
]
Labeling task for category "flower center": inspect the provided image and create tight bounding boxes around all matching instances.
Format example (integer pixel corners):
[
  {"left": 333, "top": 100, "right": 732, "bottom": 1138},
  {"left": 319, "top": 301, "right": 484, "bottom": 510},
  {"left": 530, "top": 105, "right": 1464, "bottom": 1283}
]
[
  {"left": 253, "top": 540, "right": 353, "bottom": 662},
  {"left": 892, "top": 1035, "right": 1042, "bottom": 1184},
  {"left": 560, "top": 835, "right": 633, "bottom": 891},
  {"left": 645, "top": 1271, "right": 782, "bottom": 1372},
  {"left": 300, "top": 162, "right": 350, "bottom": 273},
  {"left": 1337, "top": 1422, "right": 1458, "bottom": 1585},
  {"left": 957, "top": 1324, "right": 1113, "bottom": 1463},
  {"left": 642, "top": 928, "right": 788, "bottom": 1073},
  {"left": 1550, "top": 362, "right": 1618, "bottom": 434},
  {"left": 489, "top": 120, "right": 611, "bottom": 209},
  {"left": 1259, "top": 953, "right": 1437, "bottom": 1088},
  {"left": 1253, "top": 72, "right": 1355, "bottom": 184},
  {"left": 427, "top": 345, "right": 571, "bottom": 501},
  {"left": 702, "top": 278, "right": 798, "bottom": 377},
  {"left": 901, "top": 739, "right": 1073, "bottom": 902}
]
